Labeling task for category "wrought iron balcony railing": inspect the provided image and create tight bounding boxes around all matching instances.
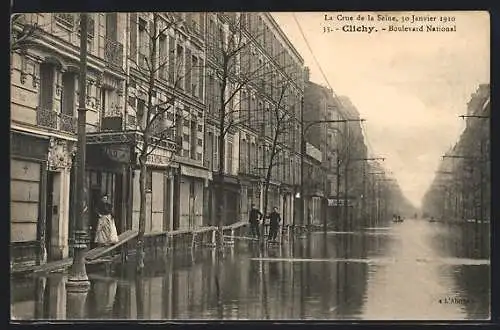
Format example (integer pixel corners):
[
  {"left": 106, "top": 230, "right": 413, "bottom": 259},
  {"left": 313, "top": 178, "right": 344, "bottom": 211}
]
[
  {"left": 104, "top": 38, "right": 124, "bottom": 70},
  {"left": 36, "top": 107, "right": 77, "bottom": 133},
  {"left": 54, "top": 13, "right": 75, "bottom": 28}
]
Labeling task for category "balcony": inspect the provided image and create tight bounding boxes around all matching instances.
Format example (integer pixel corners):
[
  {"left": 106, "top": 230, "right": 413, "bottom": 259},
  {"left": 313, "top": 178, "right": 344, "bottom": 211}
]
[
  {"left": 104, "top": 38, "right": 124, "bottom": 70},
  {"left": 54, "top": 13, "right": 75, "bottom": 28},
  {"left": 36, "top": 108, "right": 76, "bottom": 133}
]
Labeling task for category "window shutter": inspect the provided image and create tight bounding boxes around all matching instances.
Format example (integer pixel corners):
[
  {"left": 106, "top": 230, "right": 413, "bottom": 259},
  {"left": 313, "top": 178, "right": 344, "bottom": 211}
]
[
  {"left": 130, "top": 13, "right": 137, "bottom": 61},
  {"left": 185, "top": 48, "right": 192, "bottom": 94}
]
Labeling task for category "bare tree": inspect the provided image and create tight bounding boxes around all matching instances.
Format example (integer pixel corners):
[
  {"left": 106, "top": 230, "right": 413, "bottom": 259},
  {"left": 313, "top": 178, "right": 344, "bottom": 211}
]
[
  {"left": 259, "top": 82, "right": 297, "bottom": 240},
  {"left": 207, "top": 13, "right": 297, "bottom": 247},
  {"left": 128, "top": 13, "right": 199, "bottom": 271}
]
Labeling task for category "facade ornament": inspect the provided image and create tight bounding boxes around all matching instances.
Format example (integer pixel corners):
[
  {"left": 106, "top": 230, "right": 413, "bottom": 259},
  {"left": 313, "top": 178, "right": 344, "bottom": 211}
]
[
  {"left": 20, "top": 72, "right": 27, "bottom": 84},
  {"left": 47, "top": 137, "right": 74, "bottom": 170},
  {"left": 95, "top": 73, "right": 103, "bottom": 88},
  {"left": 32, "top": 75, "right": 40, "bottom": 88}
]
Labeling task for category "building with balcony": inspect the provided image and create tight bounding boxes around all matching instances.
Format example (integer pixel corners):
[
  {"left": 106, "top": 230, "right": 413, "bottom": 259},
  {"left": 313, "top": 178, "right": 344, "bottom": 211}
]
[
  {"left": 303, "top": 74, "right": 350, "bottom": 227},
  {"left": 10, "top": 12, "right": 211, "bottom": 268},
  {"left": 203, "top": 12, "right": 305, "bottom": 225},
  {"left": 10, "top": 12, "right": 129, "bottom": 266}
]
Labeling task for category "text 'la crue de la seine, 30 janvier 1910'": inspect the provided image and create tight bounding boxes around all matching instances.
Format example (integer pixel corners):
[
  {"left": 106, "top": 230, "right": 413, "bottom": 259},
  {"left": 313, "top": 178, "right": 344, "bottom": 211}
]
[{"left": 323, "top": 13, "right": 457, "bottom": 34}]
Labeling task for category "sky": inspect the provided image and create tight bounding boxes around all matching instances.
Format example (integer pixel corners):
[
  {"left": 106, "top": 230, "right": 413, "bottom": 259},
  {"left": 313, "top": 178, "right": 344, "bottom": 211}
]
[{"left": 272, "top": 11, "right": 490, "bottom": 208}]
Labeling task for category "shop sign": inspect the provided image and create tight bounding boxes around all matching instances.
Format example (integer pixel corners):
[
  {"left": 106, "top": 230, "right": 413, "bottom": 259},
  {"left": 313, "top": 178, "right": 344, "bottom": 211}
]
[
  {"left": 11, "top": 132, "right": 48, "bottom": 160},
  {"left": 145, "top": 147, "right": 173, "bottom": 167},
  {"left": 104, "top": 145, "right": 130, "bottom": 163},
  {"left": 147, "top": 153, "right": 171, "bottom": 167},
  {"left": 181, "top": 165, "right": 212, "bottom": 180},
  {"left": 328, "top": 199, "right": 354, "bottom": 207}
]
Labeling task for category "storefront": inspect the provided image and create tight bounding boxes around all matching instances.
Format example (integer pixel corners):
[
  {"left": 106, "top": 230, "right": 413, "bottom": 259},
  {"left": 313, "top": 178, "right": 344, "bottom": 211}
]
[
  {"left": 86, "top": 143, "right": 132, "bottom": 237},
  {"left": 238, "top": 175, "right": 260, "bottom": 223},
  {"left": 177, "top": 164, "right": 211, "bottom": 230},
  {"left": 86, "top": 132, "right": 177, "bottom": 236},
  {"left": 11, "top": 132, "right": 51, "bottom": 266},
  {"left": 208, "top": 174, "right": 241, "bottom": 226}
]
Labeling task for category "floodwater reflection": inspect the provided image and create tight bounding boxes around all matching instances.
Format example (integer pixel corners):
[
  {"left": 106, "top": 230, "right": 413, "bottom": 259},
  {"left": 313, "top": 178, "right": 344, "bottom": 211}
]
[{"left": 10, "top": 219, "right": 490, "bottom": 320}]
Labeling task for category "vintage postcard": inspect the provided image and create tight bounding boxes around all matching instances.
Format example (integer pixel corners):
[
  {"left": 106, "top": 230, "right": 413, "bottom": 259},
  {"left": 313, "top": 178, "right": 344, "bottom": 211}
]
[{"left": 10, "top": 11, "right": 490, "bottom": 321}]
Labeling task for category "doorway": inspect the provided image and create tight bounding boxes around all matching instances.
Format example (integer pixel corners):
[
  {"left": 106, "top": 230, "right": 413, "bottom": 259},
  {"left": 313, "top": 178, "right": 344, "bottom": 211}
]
[{"left": 44, "top": 171, "right": 60, "bottom": 262}]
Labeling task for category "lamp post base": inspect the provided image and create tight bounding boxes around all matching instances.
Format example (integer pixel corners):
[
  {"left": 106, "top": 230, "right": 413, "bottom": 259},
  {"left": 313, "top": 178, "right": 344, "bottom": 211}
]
[
  {"left": 66, "top": 230, "right": 90, "bottom": 293},
  {"left": 66, "top": 276, "right": 90, "bottom": 293}
]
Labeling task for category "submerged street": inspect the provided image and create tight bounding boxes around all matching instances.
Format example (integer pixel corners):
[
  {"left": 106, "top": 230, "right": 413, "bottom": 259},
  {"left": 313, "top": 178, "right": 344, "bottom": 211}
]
[{"left": 11, "top": 219, "right": 490, "bottom": 321}]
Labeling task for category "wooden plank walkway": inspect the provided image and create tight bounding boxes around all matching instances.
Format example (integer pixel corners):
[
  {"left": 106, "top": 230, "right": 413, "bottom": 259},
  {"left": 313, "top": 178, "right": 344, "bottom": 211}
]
[
  {"left": 11, "top": 230, "right": 138, "bottom": 276},
  {"left": 86, "top": 230, "right": 138, "bottom": 261},
  {"left": 224, "top": 235, "right": 259, "bottom": 241}
]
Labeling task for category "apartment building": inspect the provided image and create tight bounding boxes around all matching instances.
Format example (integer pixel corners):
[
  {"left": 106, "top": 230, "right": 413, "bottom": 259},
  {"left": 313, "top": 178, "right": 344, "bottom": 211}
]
[
  {"left": 203, "top": 12, "right": 305, "bottom": 225},
  {"left": 10, "top": 12, "right": 211, "bottom": 267}
]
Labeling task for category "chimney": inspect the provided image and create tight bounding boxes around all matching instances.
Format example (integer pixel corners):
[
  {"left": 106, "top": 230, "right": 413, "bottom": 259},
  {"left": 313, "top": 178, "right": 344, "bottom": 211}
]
[{"left": 304, "top": 67, "right": 310, "bottom": 82}]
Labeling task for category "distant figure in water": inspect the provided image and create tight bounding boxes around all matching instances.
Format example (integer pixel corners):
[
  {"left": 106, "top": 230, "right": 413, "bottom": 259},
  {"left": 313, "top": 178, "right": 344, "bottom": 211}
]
[
  {"left": 266, "top": 207, "right": 281, "bottom": 242},
  {"left": 248, "top": 204, "right": 263, "bottom": 238}
]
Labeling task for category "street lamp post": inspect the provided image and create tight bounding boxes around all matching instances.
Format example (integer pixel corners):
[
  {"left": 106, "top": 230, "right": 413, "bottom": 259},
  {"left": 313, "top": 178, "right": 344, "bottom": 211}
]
[
  {"left": 355, "top": 159, "right": 385, "bottom": 226},
  {"left": 66, "top": 13, "right": 90, "bottom": 292},
  {"left": 299, "top": 110, "right": 364, "bottom": 229}
]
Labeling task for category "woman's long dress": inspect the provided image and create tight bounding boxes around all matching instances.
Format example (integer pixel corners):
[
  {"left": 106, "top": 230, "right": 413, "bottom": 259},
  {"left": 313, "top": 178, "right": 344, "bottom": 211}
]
[{"left": 95, "top": 202, "right": 119, "bottom": 244}]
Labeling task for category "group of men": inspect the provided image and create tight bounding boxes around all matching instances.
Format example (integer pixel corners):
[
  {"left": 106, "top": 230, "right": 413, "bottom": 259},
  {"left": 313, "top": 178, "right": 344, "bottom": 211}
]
[{"left": 248, "top": 204, "right": 281, "bottom": 242}]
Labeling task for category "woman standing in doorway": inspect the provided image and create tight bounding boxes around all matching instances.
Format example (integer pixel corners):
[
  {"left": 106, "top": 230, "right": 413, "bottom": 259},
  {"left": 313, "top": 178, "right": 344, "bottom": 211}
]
[{"left": 95, "top": 194, "right": 119, "bottom": 246}]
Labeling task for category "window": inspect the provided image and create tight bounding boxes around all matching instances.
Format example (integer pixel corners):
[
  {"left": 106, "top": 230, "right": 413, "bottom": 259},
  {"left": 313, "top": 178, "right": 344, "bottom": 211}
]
[
  {"left": 205, "top": 132, "right": 214, "bottom": 169},
  {"left": 176, "top": 45, "right": 184, "bottom": 89},
  {"left": 214, "top": 134, "right": 219, "bottom": 171},
  {"left": 227, "top": 140, "right": 233, "bottom": 174},
  {"left": 106, "top": 13, "right": 118, "bottom": 41},
  {"left": 137, "top": 99, "right": 145, "bottom": 128},
  {"left": 190, "top": 120, "right": 197, "bottom": 160},
  {"left": 61, "top": 72, "right": 76, "bottom": 116},
  {"left": 129, "top": 13, "right": 137, "bottom": 61},
  {"left": 168, "top": 37, "right": 175, "bottom": 84},
  {"left": 198, "top": 58, "right": 204, "bottom": 100},
  {"left": 40, "top": 63, "right": 55, "bottom": 109},
  {"left": 138, "top": 18, "right": 147, "bottom": 66},
  {"left": 175, "top": 113, "right": 183, "bottom": 154},
  {"left": 191, "top": 55, "right": 199, "bottom": 97},
  {"left": 250, "top": 142, "right": 256, "bottom": 174},
  {"left": 185, "top": 48, "right": 192, "bottom": 94},
  {"left": 207, "top": 74, "right": 215, "bottom": 114},
  {"left": 159, "top": 34, "right": 168, "bottom": 79},
  {"left": 240, "top": 138, "right": 247, "bottom": 173}
]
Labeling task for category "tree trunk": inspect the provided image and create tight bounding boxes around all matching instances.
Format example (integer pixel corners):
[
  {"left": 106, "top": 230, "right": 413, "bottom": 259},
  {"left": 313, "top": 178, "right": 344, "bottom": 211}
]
[
  {"left": 136, "top": 156, "right": 148, "bottom": 271},
  {"left": 261, "top": 127, "right": 280, "bottom": 241},
  {"left": 262, "top": 175, "right": 271, "bottom": 242},
  {"left": 217, "top": 78, "right": 227, "bottom": 251}
]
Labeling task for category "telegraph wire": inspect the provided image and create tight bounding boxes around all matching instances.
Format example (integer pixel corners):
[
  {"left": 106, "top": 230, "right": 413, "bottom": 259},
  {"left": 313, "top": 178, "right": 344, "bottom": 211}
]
[{"left": 292, "top": 13, "right": 337, "bottom": 98}]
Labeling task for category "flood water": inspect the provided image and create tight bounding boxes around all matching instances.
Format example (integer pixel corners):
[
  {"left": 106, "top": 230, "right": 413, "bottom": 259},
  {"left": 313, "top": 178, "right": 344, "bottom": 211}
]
[{"left": 11, "top": 219, "right": 490, "bottom": 321}]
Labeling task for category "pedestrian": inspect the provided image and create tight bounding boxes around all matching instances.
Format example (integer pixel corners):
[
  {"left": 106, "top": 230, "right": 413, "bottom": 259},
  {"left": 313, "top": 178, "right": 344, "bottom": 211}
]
[
  {"left": 248, "top": 204, "right": 263, "bottom": 238},
  {"left": 94, "top": 194, "right": 119, "bottom": 247},
  {"left": 267, "top": 207, "right": 281, "bottom": 242}
]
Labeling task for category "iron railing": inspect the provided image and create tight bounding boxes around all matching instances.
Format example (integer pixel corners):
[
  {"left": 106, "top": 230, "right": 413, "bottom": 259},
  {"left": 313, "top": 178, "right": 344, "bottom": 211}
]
[
  {"left": 104, "top": 38, "right": 124, "bottom": 70},
  {"left": 54, "top": 13, "right": 75, "bottom": 28},
  {"left": 36, "top": 108, "right": 77, "bottom": 133}
]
